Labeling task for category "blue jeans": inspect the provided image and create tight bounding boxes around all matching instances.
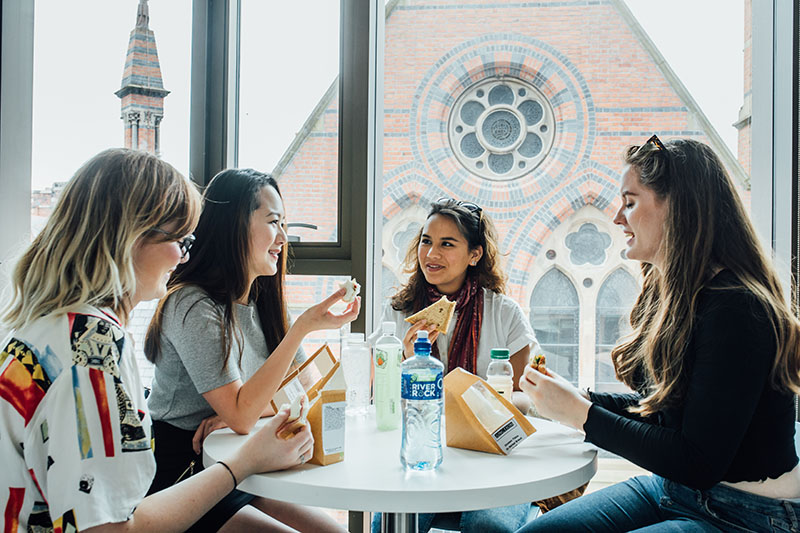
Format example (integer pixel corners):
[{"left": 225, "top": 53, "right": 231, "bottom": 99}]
[
  {"left": 371, "top": 504, "right": 532, "bottom": 533},
  {"left": 516, "top": 475, "right": 800, "bottom": 532}
]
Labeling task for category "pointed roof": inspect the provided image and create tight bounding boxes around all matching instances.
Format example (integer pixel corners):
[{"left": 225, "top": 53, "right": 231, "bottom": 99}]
[
  {"left": 610, "top": 0, "right": 748, "bottom": 188},
  {"left": 115, "top": 0, "right": 169, "bottom": 100},
  {"left": 273, "top": 0, "right": 746, "bottom": 188}
]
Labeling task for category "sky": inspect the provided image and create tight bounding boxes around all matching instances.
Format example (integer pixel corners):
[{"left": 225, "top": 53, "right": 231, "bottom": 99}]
[{"left": 30, "top": 0, "right": 744, "bottom": 190}]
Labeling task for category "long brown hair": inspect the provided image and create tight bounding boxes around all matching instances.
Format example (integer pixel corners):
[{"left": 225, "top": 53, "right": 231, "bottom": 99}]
[
  {"left": 2, "top": 149, "right": 201, "bottom": 329},
  {"left": 611, "top": 138, "right": 800, "bottom": 416},
  {"left": 391, "top": 199, "right": 506, "bottom": 314},
  {"left": 145, "top": 169, "right": 289, "bottom": 371}
]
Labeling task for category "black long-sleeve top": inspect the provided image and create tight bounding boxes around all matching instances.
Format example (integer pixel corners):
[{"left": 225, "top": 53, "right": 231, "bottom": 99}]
[{"left": 583, "top": 270, "right": 798, "bottom": 490}]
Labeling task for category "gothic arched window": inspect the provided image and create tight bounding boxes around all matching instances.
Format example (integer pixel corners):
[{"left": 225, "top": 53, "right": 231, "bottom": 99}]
[
  {"left": 595, "top": 268, "right": 638, "bottom": 392},
  {"left": 529, "top": 268, "right": 579, "bottom": 385}
]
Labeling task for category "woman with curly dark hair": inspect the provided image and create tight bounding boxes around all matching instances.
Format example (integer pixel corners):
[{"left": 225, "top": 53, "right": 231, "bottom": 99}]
[{"left": 375, "top": 198, "right": 541, "bottom": 533}]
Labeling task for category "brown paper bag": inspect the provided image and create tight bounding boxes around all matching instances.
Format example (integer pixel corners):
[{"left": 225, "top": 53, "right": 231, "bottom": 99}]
[
  {"left": 307, "top": 389, "right": 346, "bottom": 466},
  {"left": 270, "top": 344, "right": 337, "bottom": 412},
  {"left": 444, "top": 367, "right": 535, "bottom": 455}
]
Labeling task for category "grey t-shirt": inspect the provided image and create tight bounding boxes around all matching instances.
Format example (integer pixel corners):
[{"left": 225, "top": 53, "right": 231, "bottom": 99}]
[{"left": 147, "top": 285, "right": 300, "bottom": 430}]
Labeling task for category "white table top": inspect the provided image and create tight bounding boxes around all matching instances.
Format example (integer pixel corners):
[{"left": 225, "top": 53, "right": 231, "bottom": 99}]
[{"left": 203, "top": 413, "right": 597, "bottom": 513}]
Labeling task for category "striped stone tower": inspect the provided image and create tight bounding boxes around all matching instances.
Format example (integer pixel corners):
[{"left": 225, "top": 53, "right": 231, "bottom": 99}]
[{"left": 115, "top": 0, "right": 169, "bottom": 154}]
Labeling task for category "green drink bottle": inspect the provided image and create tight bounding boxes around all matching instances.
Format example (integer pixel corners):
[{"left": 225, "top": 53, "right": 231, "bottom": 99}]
[{"left": 374, "top": 321, "right": 403, "bottom": 430}]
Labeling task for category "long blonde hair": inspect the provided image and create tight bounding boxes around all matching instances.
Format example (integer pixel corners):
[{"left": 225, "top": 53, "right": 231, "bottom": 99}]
[
  {"left": 612, "top": 139, "right": 800, "bottom": 416},
  {"left": 2, "top": 148, "right": 202, "bottom": 329}
]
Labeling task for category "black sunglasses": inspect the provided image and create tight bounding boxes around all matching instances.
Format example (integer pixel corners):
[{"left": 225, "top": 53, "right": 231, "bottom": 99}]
[
  {"left": 435, "top": 197, "right": 482, "bottom": 216},
  {"left": 149, "top": 228, "right": 195, "bottom": 259}
]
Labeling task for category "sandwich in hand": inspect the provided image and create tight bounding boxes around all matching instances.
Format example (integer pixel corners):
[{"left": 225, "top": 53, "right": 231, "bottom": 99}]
[
  {"left": 276, "top": 394, "right": 308, "bottom": 440},
  {"left": 404, "top": 296, "right": 456, "bottom": 334},
  {"left": 530, "top": 354, "right": 547, "bottom": 374},
  {"left": 339, "top": 278, "right": 361, "bottom": 303}
]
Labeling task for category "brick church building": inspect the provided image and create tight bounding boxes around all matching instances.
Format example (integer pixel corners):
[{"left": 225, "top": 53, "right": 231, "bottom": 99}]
[
  {"left": 125, "top": 0, "right": 749, "bottom": 393},
  {"left": 274, "top": 0, "right": 749, "bottom": 391}
]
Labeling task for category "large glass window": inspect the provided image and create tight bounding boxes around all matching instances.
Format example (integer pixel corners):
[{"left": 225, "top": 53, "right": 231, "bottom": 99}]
[
  {"left": 595, "top": 268, "right": 638, "bottom": 393},
  {"left": 31, "top": 0, "right": 191, "bottom": 235},
  {"left": 530, "top": 269, "right": 580, "bottom": 385},
  {"left": 238, "top": 1, "right": 340, "bottom": 244},
  {"left": 375, "top": 0, "right": 748, "bottom": 390},
  {"left": 31, "top": 1, "right": 191, "bottom": 385}
]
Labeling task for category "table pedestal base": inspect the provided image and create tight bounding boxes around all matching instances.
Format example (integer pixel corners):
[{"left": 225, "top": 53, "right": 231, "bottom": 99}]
[{"left": 380, "top": 512, "right": 418, "bottom": 533}]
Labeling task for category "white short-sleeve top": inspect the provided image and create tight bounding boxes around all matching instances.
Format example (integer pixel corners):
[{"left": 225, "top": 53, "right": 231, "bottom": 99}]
[
  {"left": 381, "top": 288, "right": 540, "bottom": 378},
  {"left": 0, "top": 306, "right": 155, "bottom": 532}
]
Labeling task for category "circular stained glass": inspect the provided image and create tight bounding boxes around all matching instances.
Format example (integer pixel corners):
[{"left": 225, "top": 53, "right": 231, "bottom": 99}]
[
  {"left": 448, "top": 77, "right": 556, "bottom": 180},
  {"left": 481, "top": 109, "right": 521, "bottom": 151}
]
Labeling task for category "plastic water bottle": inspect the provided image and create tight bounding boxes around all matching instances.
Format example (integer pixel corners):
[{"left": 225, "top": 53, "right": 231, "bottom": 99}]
[
  {"left": 486, "top": 348, "right": 514, "bottom": 398},
  {"left": 341, "top": 332, "right": 371, "bottom": 416},
  {"left": 400, "top": 331, "right": 443, "bottom": 470},
  {"left": 374, "top": 321, "right": 402, "bottom": 430}
]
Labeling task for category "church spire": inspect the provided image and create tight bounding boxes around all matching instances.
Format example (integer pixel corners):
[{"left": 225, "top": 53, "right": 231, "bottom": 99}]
[
  {"left": 136, "top": 0, "right": 149, "bottom": 29},
  {"left": 116, "top": 0, "right": 169, "bottom": 155}
]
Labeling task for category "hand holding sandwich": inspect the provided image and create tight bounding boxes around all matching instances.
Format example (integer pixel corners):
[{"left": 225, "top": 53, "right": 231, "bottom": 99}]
[
  {"left": 402, "top": 320, "right": 440, "bottom": 359},
  {"left": 520, "top": 365, "right": 591, "bottom": 431},
  {"left": 225, "top": 406, "right": 314, "bottom": 484}
]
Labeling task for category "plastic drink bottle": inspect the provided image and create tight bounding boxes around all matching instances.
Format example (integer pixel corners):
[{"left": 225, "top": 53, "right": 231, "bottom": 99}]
[
  {"left": 341, "top": 332, "right": 371, "bottom": 415},
  {"left": 486, "top": 348, "right": 514, "bottom": 398},
  {"left": 374, "top": 321, "right": 402, "bottom": 430},
  {"left": 400, "top": 330, "right": 444, "bottom": 470}
]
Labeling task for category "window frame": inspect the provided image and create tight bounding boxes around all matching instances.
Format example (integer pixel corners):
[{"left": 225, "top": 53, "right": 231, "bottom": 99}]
[
  {"left": 0, "top": 0, "right": 34, "bottom": 306},
  {"left": 189, "top": 0, "right": 384, "bottom": 335}
]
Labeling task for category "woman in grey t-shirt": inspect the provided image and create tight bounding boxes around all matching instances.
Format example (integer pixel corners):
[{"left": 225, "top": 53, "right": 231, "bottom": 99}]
[{"left": 145, "top": 168, "right": 359, "bottom": 532}]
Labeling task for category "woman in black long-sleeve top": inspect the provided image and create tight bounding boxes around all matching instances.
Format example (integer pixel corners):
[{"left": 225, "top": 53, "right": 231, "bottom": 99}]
[{"left": 516, "top": 137, "right": 800, "bottom": 532}]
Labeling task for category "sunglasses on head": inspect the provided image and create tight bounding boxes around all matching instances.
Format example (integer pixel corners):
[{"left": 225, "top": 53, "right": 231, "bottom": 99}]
[
  {"left": 634, "top": 134, "right": 669, "bottom": 159},
  {"left": 148, "top": 228, "right": 195, "bottom": 259},
  {"left": 435, "top": 197, "right": 482, "bottom": 216}
]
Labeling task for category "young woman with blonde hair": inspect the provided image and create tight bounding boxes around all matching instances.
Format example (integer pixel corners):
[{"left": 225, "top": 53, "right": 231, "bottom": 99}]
[
  {"left": 517, "top": 137, "right": 800, "bottom": 532},
  {"left": 0, "top": 149, "right": 313, "bottom": 533}
]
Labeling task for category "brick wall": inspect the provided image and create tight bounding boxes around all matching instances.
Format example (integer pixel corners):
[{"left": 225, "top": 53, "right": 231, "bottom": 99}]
[{"left": 277, "top": 0, "right": 746, "bottom": 318}]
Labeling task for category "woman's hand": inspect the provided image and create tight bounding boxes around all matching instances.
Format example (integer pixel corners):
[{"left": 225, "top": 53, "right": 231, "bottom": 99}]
[
  {"left": 230, "top": 407, "right": 314, "bottom": 479},
  {"left": 519, "top": 366, "right": 591, "bottom": 431},
  {"left": 401, "top": 319, "right": 440, "bottom": 359},
  {"left": 192, "top": 414, "right": 229, "bottom": 454},
  {"left": 294, "top": 288, "right": 361, "bottom": 336}
]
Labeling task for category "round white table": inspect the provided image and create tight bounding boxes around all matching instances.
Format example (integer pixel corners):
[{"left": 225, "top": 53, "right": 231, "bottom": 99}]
[{"left": 203, "top": 414, "right": 597, "bottom": 532}]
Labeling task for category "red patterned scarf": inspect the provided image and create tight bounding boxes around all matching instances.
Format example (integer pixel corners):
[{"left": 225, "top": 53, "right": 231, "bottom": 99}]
[{"left": 426, "top": 275, "right": 484, "bottom": 374}]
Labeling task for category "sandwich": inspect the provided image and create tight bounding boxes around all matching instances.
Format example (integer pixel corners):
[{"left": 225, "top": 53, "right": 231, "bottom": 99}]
[
  {"left": 276, "top": 394, "right": 308, "bottom": 440},
  {"left": 404, "top": 296, "right": 456, "bottom": 334},
  {"left": 339, "top": 278, "right": 361, "bottom": 303},
  {"left": 530, "top": 354, "right": 547, "bottom": 374}
]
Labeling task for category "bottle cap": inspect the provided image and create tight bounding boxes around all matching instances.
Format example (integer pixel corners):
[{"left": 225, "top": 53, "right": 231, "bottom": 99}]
[
  {"left": 414, "top": 330, "right": 431, "bottom": 355},
  {"left": 382, "top": 321, "right": 396, "bottom": 336},
  {"left": 490, "top": 348, "right": 510, "bottom": 359},
  {"left": 349, "top": 332, "right": 365, "bottom": 343}
]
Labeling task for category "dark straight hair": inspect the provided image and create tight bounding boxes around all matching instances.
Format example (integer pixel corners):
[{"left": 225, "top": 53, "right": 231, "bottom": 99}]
[{"left": 145, "top": 168, "right": 289, "bottom": 371}]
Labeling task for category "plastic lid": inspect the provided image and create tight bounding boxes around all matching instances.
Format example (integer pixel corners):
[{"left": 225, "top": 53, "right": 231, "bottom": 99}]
[
  {"left": 382, "top": 321, "right": 396, "bottom": 335},
  {"left": 349, "top": 332, "right": 365, "bottom": 343},
  {"left": 414, "top": 330, "right": 431, "bottom": 355},
  {"left": 490, "top": 348, "right": 510, "bottom": 359}
]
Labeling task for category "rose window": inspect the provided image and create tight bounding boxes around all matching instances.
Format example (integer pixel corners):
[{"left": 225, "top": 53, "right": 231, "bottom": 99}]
[{"left": 448, "top": 78, "right": 555, "bottom": 180}]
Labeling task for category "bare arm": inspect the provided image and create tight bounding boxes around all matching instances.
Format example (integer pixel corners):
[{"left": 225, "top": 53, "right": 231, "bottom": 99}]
[
  {"left": 84, "top": 409, "right": 312, "bottom": 533},
  {"left": 204, "top": 290, "right": 360, "bottom": 434},
  {"left": 510, "top": 344, "right": 530, "bottom": 391}
]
